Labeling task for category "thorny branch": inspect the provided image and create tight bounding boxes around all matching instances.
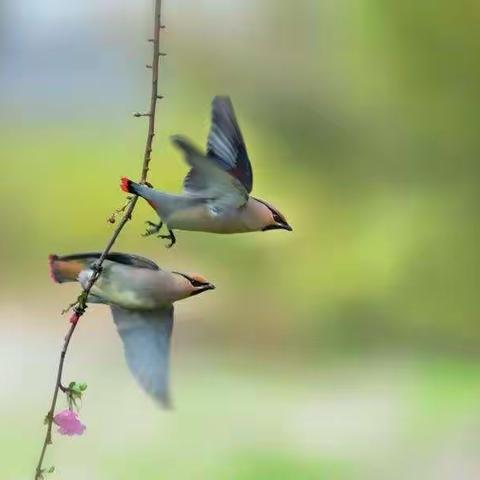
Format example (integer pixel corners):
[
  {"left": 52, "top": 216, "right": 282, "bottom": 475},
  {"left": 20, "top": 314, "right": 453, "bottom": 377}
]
[{"left": 34, "top": 1, "right": 164, "bottom": 478}]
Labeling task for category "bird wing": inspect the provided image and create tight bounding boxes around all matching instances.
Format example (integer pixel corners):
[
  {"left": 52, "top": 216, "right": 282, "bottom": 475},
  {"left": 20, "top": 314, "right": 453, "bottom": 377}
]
[
  {"left": 52, "top": 252, "right": 160, "bottom": 271},
  {"left": 107, "top": 253, "right": 160, "bottom": 271},
  {"left": 206, "top": 96, "right": 253, "bottom": 193},
  {"left": 172, "top": 135, "right": 249, "bottom": 210},
  {"left": 110, "top": 305, "right": 174, "bottom": 407}
]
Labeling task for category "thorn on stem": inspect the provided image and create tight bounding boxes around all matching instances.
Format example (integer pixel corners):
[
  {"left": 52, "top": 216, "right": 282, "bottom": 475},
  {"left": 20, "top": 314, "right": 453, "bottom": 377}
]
[{"left": 34, "top": 0, "right": 164, "bottom": 474}]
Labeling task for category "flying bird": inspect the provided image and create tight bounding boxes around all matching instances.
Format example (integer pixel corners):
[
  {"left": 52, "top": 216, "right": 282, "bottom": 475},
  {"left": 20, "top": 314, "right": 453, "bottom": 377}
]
[
  {"left": 49, "top": 252, "right": 215, "bottom": 407},
  {"left": 120, "top": 96, "right": 292, "bottom": 247}
]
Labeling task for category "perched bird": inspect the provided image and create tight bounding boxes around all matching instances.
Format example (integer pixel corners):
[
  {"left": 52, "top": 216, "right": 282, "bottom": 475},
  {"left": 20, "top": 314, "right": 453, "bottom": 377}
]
[
  {"left": 120, "top": 96, "right": 292, "bottom": 247},
  {"left": 49, "top": 252, "right": 215, "bottom": 407}
]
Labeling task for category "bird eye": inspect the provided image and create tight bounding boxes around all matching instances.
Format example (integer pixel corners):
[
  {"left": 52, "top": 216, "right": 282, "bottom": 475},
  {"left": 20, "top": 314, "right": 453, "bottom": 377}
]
[
  {"left": 190, "top": 278, "right": 206, "bottom": 288},
  {"left": 271, "top": 210, "right": 287, "bottom": 225}
]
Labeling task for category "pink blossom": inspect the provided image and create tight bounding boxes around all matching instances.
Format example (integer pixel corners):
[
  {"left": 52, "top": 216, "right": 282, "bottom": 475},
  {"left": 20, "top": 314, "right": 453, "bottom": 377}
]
[{"left": 53, "top": 409, "right": 86, "bottom": 436}]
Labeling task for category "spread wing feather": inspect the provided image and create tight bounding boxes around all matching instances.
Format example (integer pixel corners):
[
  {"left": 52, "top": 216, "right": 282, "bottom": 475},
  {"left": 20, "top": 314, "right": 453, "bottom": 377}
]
[
  {"left": 172, "top": 135, "right": 248, "bottom": 209},
  {"left": 206, "top": 96, "right": 253, "bottom": 193},
  {"left": 171, "top": 96, "right": 253, "bottom": 212},
  {"left": 110, "top": 305, "right": 174, "bottom": 407}
]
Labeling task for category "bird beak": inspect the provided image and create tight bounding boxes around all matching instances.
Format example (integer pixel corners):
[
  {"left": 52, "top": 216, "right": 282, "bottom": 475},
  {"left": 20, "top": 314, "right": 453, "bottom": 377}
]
[
  {"left": 190, "top": 283, "right": 215, "bottom": 296},
  {"left": 262, "top": 222, "right": 293, "bottom": 232}
]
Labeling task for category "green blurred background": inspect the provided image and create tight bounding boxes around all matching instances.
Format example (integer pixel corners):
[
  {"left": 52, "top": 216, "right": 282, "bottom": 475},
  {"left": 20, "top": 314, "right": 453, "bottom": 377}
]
[{"left": 1, "top": 1, "right": 480, "bottom": 479}]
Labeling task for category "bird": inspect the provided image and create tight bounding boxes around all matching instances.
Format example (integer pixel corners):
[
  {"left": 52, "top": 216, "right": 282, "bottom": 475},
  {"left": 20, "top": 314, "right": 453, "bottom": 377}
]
[
  {"left": 120, "top": 96, "right": 292, "bottom": 247},
  {"left": 48, "top": 252, "right": 215, "bottom": 407}
]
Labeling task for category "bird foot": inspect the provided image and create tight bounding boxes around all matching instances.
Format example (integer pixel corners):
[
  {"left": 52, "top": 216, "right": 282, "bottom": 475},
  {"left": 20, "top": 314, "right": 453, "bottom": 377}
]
[
  {"left": 143, "top": 220, "right": 163, "bottom": 237},
  {"left": 157, "top": 229, "right": 176, "bottom": 248}
]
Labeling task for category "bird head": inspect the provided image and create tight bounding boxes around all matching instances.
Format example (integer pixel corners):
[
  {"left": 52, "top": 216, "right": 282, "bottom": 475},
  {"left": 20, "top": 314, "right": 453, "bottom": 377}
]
[
  {"left": 172, "top": 272, "right": 216, "bottom": 297},
  {"left": 252, "top": 197, "right": 292, "bottom": 232}
]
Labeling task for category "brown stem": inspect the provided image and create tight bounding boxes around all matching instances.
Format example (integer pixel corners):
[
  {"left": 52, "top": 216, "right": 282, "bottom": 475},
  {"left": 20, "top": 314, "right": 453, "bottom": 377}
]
[
  {"left": 34, "top": 1, "right": 164, "bottom": 478},
  {"left": 142, "top": 0, "right": 162, "bottom": 183},
  {"left": 34, "top": 321, "right": 78, "bottom": 480}
]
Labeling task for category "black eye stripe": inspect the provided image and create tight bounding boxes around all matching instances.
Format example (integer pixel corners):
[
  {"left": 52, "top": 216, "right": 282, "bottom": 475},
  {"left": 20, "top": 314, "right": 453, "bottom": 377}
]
[
  {"left": 252, "top": 197, "right": 286, "bottom": 224},
  {"left": 270, "top": 208, "right": 287, "bottom": 224}
]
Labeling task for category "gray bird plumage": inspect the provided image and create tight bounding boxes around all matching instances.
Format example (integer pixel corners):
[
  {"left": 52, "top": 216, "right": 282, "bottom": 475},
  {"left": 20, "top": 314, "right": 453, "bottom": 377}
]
[
  {"left": 111, "top": 305, "right": 173, "bottom": 406},
  {"left": 49, "top": 252, "right": 214, "bottom": 407},
  {"left": 120, "top": 96, "right": 292, "bottom": 242},
  {"left": 206, "top": 96, "right": 253, "bottom": 193}
]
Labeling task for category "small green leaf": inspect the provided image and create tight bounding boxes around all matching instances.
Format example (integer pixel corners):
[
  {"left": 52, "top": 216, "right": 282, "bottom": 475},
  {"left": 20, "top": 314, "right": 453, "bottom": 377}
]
[
  {"left": 79, "top": 382, "right": 88, "bottom": 391},
  {"left": 47, "top": 466, "right": 55, "bottom": 473}
]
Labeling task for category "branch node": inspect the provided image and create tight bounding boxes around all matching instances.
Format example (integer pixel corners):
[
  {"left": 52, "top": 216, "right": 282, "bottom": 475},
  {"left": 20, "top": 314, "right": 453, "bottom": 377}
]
[{"left": 92, "top": 264, "right": 103, "bottom": 277}]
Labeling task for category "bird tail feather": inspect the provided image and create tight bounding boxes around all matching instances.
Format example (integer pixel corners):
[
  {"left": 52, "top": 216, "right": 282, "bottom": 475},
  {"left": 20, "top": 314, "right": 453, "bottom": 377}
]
[
  {"left": 48, "top": 254, "right": 87, "bottom": 283},
  {"left": 120, "top": 177, "right": 139, "bottom": 194}
]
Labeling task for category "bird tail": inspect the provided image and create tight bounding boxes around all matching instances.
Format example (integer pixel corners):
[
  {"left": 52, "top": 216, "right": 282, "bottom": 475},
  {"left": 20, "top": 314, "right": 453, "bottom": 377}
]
[
  {"left": 120, "top": 176, "right": 139, "bottom": 194},
  {"left": 120, "top": 177, "right": 157, "bottom": 199},
  {"left": 48, "top": 254, "right": 88, "bottom": 283}
]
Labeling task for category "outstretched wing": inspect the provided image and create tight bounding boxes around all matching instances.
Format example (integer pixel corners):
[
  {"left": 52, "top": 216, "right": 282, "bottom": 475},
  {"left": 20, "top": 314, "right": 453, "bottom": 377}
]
[
  {"left": 172, "top": 135, "right": 249, "bottom": 209},
  {"left": 110, "top": 305, "right": 174, "bottom": 407},
  {"left": 206, "top": 96, "right": 253, "bottom": 193}
]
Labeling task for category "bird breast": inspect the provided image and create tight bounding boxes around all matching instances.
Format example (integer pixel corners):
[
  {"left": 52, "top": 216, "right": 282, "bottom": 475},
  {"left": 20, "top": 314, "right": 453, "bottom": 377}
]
[
  {"left": 91, "top": 266, "right": 172, "bottom": 310},
  {"left": 167, "top": 203, "right": 254, "bottom": 233}
]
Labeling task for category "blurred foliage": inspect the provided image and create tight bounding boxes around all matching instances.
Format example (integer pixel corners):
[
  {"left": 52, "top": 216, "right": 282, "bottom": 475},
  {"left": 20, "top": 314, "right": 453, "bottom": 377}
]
[
  {"left": 1, "top": 0, "right": 478, "bottom": 352},
  {"left": 1, "top": 1, "right": 480, "bottom": 479},
  {"left": 0, "top": 0, "right": 480, "bottom": 344}
]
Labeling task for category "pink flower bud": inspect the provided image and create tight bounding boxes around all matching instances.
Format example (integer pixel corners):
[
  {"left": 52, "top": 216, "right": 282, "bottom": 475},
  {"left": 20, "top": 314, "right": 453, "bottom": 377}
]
[
  {"left": 69, "top": 313, "right": 80, "bottom": 324},
  {"left": 53, "top": 409, "right": 86, "bottom": 436}
]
